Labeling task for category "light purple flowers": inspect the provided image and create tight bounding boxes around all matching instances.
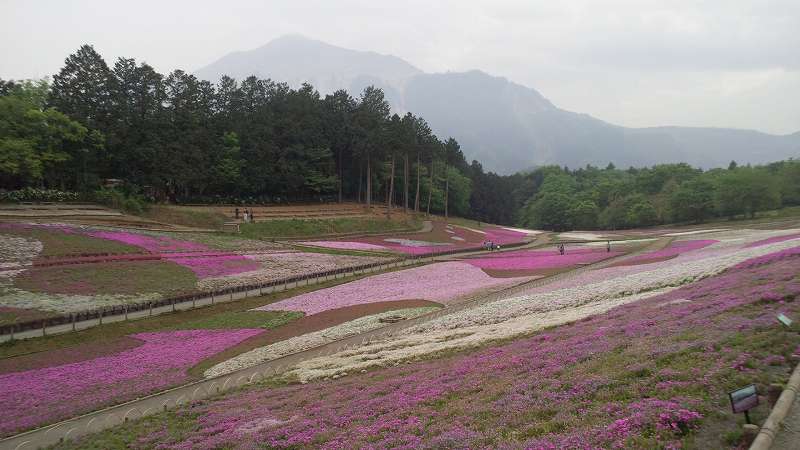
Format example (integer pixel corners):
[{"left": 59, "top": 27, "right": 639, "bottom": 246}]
[
  {"left": 0, "top": 329, "right": 262, "bottom": 436},
  {"left": 256, "top": 262, "right": 532, "bottom": 315}
]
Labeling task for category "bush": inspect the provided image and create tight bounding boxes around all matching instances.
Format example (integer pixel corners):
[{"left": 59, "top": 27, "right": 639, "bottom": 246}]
[
  {"left": 92, "top": 188, "right": 149, "bottom": 214},
  {"left": 0, "top": 188, "right": 79, "bottom": 203}
]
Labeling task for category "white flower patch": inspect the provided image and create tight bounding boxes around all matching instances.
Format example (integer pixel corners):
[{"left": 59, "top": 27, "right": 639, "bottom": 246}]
[
  {"left": 197, "top": 252, "right": 389, "bottom": 291},
  {"left": 559, "top": 232, "right": 616, "bottom": 241},
  {"left": 0, "top": 286, "right": 163, "bottom": 313},
  {"left": 204, "top": 306, "right": 439, "bottom": 378},
  {"left": 0, "top": 234, "right": 42, "bottom": 270},
  {"left": 501, "top": 226, "right": 543, "bottom": 235}
]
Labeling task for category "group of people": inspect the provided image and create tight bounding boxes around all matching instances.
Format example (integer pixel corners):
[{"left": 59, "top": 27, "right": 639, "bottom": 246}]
[
  {"left": 483, "top": 241, "right": 500, "bottom": 251},
  {"left": 234, "top": 207, "right": 256, "bottom": 223}
]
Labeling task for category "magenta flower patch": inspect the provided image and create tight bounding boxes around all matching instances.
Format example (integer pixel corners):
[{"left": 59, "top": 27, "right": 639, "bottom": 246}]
[{"left": 0, "top": 329, "right": 262, "bottom": 436}]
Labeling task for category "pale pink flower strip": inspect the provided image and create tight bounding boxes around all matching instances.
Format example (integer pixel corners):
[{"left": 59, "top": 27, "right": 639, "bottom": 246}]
[{"left": 256, "top": 261, "right": 531, "bottom": 315}]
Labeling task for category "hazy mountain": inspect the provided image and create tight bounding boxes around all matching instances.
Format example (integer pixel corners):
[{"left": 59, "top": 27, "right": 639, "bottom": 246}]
[
  {"left": 195, "top": 35, "right": 800, "bottom": 174},
  {"left": 195, "top": 35, "right": 421, "bottom": 107}
]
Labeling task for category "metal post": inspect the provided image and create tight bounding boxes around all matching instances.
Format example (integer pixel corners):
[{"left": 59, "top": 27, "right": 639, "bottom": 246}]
[
  {"left": 192, "top": 296, "right": 196, "bottom": 308},
  {"left": 71, "top": 313, "right": 76, "bottom": 331},
  {"left": 211, "top": 293, "right": 215, "bottom": 305},
  {"left": 99, "top": 308, "right": 103, "bottom": 325},
  {"left": 149, "top": 302, "right": 153, "bottom": 316},
  {"left": 124, "top": 305, "right": 128, "bottom": 320},
  {"left": 42, "top": 320, "right": 46, "bottom": 337},
  {"left": 171, "top": 298, "right": 175, "bottom": 312}
]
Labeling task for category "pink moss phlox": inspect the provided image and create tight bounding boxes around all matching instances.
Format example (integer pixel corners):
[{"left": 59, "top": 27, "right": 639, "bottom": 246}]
[
  {"left": 0, "top": 329, "right": 262, "bottom": 436},
  {"left": 256, "top": 261, "right": 529, "bottom": 315}
]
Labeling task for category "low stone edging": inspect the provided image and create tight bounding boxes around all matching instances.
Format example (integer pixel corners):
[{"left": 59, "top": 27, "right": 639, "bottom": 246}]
[{"left": 750, "top": 359, "right": 800, "bottom": 449}]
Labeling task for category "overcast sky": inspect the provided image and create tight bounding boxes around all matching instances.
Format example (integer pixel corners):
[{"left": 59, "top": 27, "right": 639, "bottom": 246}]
[{"left": 2, "top": 0, "right": 798, "bottom": 134}]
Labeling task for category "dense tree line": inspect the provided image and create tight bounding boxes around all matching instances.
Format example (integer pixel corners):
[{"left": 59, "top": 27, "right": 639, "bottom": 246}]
[
  {"left": 2, "top": 45, "right": 799, "bottom": 229},
  {"left": 514, "top": 161, "right": 800, "bottom": 231},
  {"left": 1, "top": 45, "right": 476, "bottom": 217}
]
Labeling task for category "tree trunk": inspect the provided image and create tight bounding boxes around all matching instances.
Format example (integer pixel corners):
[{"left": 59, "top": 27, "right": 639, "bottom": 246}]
[
  {"left": 358, "top": 163, "right": 363, "bottom": 204},
  {"left": 403, "top": 153, "right": 409, "bottom": 213},
  {"left": 338, "top": 147, "right": 343, "bottom": 203},
  {"left": 426, "top": 159, "right": 434, "bottom": 216},
  {"left": 366, "top": 152, "right": 371, "bottom": 209},
  {"left": 414, "top": 153, "right": 421, "bottom": 212},
  {"left": 387, "top": 155, "right": 395, "bottom": 218},
  {"left": 444, "top": 166, "right": 449, "bottom": 220}
]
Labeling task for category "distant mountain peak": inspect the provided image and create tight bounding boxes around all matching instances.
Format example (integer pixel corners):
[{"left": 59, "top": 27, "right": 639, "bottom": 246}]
[
  {"left": 195, "top": 37, "right": 799, "bottom": 174},
  {"left": 195, "top": 35, "right": 422, "bottom": 97}
]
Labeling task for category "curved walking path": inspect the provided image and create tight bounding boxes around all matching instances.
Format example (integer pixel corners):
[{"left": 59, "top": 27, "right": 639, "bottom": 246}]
[
  {"left": 0, "top": 235, "right": 671, "bottom": 450},
  {"left": 771, "top": 394, "right": 800, "bottom": 449}
]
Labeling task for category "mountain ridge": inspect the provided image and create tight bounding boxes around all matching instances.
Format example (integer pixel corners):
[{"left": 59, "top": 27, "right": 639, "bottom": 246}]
[{"left": 195, "top": 35, "right": 800, "bottom": 174}]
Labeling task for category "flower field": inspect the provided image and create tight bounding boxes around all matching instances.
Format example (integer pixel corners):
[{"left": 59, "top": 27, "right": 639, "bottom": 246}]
[
  {"left": 255, "top": 261, "right": 533, "bottom": 315},
  {"left": 0, "top": 329, "right": 262, "bottom": 436},
  {"left": 464, "top": 247, "right": 622, "bottom": 274},
  {"left": 196, "top": 252, "right": 389, "bottom": 291},
  {"left": 0, "top": 223, "right": 387, "bottom": 314},
  {"left": 299, "top": 222, "right": 534, "bottom": 255},
  {"left": 204, "top": 306, "right": 440, "bottom": 377},
  {"left": 612, "top": 239, "right": 717, "bottom": 266},
  {"left": 64, "top": 230, "right": 800, "bottom": 449},
  {"left": 286, "top": 229, "right": 800, "bottom": 380}
]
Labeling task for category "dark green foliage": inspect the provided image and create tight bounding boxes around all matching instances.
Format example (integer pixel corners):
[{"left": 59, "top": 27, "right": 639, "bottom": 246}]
[
  {"left": 516, "top": 162, "right": 791, "bottom": 231},
  {"left": 1, "top": 46, "right": 477, "bottom": 218}
]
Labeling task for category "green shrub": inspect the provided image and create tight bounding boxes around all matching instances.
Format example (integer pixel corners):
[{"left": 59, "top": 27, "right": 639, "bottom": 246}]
[{"left": 92, "top": 188, "right": 149, "bottom": 214}]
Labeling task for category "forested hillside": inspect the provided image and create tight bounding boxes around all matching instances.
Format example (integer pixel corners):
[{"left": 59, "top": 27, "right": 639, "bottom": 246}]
[{"left": 2, "top": 44, "right": 799, "bottom": 232}]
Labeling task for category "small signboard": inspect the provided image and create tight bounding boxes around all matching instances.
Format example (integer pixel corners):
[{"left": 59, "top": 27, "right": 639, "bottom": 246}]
[
  {"left": 777, "top": 313, "right": 793, "bottom": 327},
  {"left": 729, "top": 384, "right": 759, "bottom": 417}
]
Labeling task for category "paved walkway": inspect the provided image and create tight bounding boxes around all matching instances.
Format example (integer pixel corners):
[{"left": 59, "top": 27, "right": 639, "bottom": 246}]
[{"left": 771, "top": 390, "right": 800, "bottom": 449}]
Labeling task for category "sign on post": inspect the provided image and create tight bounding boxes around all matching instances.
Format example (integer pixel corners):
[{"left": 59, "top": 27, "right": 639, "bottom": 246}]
[
  {"left": 729, "top": 384, "right": 759, "bottom": 423},
  {"left": 777, "top": 313, "right": 793, "bottom": 327}
]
